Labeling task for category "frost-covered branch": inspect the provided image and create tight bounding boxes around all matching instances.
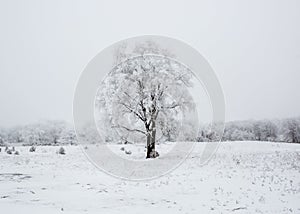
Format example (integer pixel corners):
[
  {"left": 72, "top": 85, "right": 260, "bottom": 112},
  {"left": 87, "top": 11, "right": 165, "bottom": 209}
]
[{"left": 112, "top": 125, "right": 147, "bottom": 135}]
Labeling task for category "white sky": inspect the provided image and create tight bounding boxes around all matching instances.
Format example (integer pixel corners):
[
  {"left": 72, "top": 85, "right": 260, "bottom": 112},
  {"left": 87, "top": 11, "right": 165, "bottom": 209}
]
[{"left": 0, "top": 0, "right": 299, "bottom": 127}]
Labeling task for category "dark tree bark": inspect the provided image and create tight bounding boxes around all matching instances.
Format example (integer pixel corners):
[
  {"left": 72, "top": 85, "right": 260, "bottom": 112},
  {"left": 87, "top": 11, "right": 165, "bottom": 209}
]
[
  {"left": 146, "top": 98, "right": 159, "bottom": 158},
  {"left": 146, "top": 121, "right": 159, "bottom": 158},
  {"left": 146, "top": 130, "right": 159, "bottom": 158},
  {"left": 146, "top": 132, "right": 151, "bottom": 158}
]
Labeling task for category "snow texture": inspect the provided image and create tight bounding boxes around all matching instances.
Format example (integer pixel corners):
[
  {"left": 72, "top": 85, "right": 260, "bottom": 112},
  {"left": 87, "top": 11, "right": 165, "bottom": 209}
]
[{"left": 0, "top": 141, "right": 299, "bottom": 213}]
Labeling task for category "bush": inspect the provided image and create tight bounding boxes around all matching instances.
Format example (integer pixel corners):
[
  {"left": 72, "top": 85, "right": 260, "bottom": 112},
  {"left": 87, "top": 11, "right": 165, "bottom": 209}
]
[
  {"left": 58, "top": 147, "right": 65, "bottom": 155},
  {"left": 14, "top": 151, "right": 19, "bottom": 155},
  {"left": 29, "top": 146, "right": 36, "bottom": 152},
  {"left": 6, "top": 150, "right": 12, "bottom": 155},
  {"left": 125, "top": 150, "right": 132, "bottom": 155}
]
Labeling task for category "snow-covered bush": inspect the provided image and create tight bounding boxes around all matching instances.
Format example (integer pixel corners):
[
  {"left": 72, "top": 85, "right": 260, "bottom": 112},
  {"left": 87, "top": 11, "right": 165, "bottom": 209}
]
[
  {"left": 125, "top": 150, "right": 132, "bottom": 155},
  {"left": 58, "top": 147, "right": 65, "bottom": 155},
  {"left": 29, "top": 146, "right": 36, "bottom": 152}
]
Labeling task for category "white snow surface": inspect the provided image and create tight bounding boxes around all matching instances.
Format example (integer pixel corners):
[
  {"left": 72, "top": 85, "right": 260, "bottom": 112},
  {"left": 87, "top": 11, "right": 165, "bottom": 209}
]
[{"left": 0, "top": 141, "right": 300, "bottom": 213}]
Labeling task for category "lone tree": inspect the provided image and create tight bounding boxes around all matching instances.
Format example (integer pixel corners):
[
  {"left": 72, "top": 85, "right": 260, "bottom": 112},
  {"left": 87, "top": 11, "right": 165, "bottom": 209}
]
[{"left": 96, "top": 43, "right": 195, "bottom": 158}]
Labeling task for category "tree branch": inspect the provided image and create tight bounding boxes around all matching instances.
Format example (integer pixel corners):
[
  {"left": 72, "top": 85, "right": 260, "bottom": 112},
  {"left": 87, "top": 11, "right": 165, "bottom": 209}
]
[
  {"left": 161, "top": 103, "right": 181, "bottom": 109},
  {"left": 112, "top": 125, "right": 147, "bottom": 135},
  {"left": 118, "top": 101, "right": 146, "bottom": 122}
]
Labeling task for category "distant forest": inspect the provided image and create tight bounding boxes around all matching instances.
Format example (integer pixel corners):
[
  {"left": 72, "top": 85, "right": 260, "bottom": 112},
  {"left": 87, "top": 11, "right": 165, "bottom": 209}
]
[
  {"left": 198, "top": 117, "right": 300, "bottom": 143},
  {"left": 0, "top": 117, "right": 299, "bottom": 146},
  {"left": 0, "top": 121, "right": 76, "bottom": 146}
]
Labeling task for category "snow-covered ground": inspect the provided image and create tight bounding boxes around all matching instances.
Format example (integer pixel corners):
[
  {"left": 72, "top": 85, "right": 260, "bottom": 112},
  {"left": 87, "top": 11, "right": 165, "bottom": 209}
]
[{"left": 0, "top": 141, "right": 299, "bottom": 213}]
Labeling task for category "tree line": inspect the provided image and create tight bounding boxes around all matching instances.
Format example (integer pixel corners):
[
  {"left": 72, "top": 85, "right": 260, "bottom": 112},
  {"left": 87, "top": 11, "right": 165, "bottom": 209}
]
[
  {"left": 0, "top": 117, "right": 299, "bottom": 146},
  {"left": 0, "top": 121, "right": 76, "bottom": 146},
  {"left": 197, "top": 117, "right": 300, "bottom": 143}
]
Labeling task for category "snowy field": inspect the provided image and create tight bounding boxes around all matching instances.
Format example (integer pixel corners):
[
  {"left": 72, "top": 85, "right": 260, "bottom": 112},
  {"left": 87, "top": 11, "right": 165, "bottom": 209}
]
[{"left": 0, "top": 141, "right": 300, "bottom": 214}]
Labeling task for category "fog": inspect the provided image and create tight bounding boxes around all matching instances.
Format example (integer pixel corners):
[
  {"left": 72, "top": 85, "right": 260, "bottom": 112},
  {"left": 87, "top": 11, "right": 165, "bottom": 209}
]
[{"left": 0, "top": 0, "right": 299, "bottom": 127}]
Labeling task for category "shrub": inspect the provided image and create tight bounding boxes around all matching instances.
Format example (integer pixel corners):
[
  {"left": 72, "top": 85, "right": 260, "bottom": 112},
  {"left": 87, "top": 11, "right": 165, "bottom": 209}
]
[
  {"left": 58, "top": 147, "right": 65, "bottom": 155},
  {"left": 6, "top": 150, "right": 12, "bottom": 155},
  {"left": 14, "top": 151, "right": 19, "bottom": 155},
  {"left": 125, "top": 150, "right": 132, "bottom": 155},
  {"left": 29, "top": 146, "right": 36, "bottom": 152}
]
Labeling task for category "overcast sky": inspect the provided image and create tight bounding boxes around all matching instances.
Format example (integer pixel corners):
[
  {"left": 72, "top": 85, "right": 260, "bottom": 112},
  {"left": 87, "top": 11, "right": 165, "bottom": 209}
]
[{"left": 0, "top": 0, "right": 299, "bottom": 127}]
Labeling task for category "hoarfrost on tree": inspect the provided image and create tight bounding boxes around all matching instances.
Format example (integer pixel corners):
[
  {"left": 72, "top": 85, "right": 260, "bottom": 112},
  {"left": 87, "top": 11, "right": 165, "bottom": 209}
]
[{"left": 95, "top": 48, "right": 196, "bottom": 158}]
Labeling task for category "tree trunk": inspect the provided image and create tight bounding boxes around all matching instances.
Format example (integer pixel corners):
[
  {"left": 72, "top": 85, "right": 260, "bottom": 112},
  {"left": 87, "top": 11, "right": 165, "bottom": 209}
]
[
  {"left": 146, "top": 120, "right": 159, "bottom": 158},
  {"left": 146, "top": 132, "right": 151, "bottom": 158}
]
